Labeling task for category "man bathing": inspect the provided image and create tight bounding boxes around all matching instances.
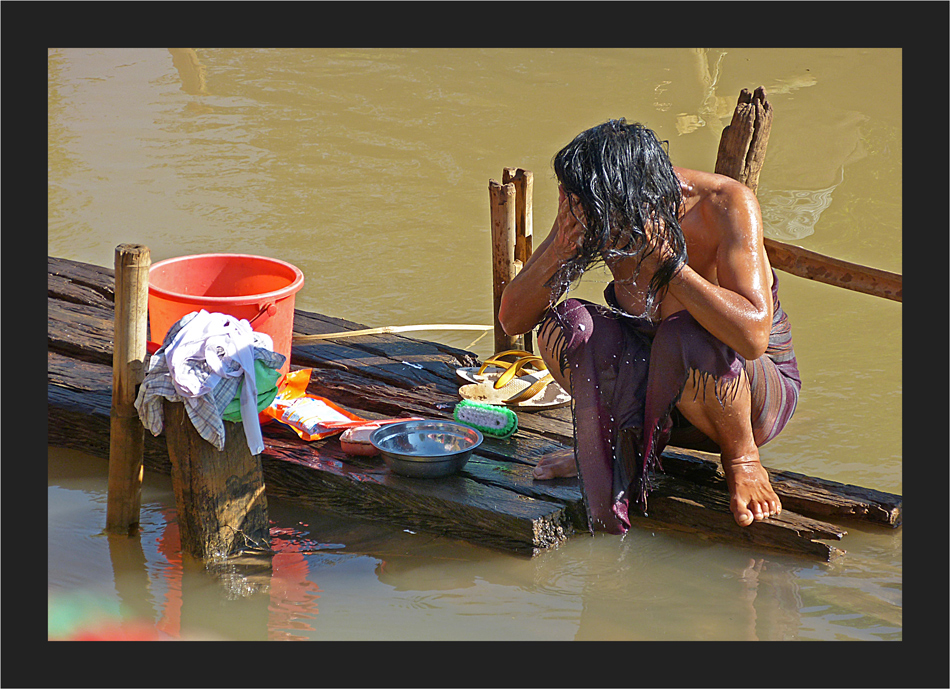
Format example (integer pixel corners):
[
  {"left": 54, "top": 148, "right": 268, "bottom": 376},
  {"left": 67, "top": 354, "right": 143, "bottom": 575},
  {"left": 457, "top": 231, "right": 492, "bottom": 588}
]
[{"left": 498, "top": 119, "right": 801, "bottom": 530}]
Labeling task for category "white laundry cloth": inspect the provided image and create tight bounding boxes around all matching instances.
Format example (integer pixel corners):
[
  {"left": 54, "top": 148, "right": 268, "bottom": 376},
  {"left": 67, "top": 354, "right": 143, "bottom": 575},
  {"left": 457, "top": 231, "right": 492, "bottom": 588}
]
[{"left": 138, "top": 309, "right": 283, "bottom": 455}]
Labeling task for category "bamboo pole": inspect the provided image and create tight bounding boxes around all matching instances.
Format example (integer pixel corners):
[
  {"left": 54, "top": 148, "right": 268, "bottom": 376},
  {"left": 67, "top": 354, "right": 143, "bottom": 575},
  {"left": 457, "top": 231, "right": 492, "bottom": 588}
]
[
  {"left": 106, "top": 244, "right": 150, "bottom": 534},
  {"left": 716, "top": 87, "right": 902, "bottom": 302},
  {"left": 503, "top": 167, "right": 534, "bottom": 266},
  {"left": 489, "top": 178, "right": 518, "bottom": 354},
  {"left": 763, "top": 240, "right": 902, "bottom": 302},
  {"left": 504, "top": 167, "right": 535, "bottom": 353}
]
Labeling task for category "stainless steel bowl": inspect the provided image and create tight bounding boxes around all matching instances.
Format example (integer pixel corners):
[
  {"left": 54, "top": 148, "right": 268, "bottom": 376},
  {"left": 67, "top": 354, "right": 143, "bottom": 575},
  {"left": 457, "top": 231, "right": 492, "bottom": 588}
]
[{"left": 370, "top": 419, "right": 483, "bottom": 478}]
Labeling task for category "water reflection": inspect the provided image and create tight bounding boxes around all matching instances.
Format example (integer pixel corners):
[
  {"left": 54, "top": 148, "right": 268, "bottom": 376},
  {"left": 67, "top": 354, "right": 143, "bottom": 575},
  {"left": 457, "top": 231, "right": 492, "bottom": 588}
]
[
  {"left": 539, "top": 531, "right": 810, "bottom": 641},
  {"left": 168, "top": 48, "right": 213, "bottom": 114},
  {"left": 169, "top": 48, "right": 207, "bottom": 96},
  {"left": 760, "top": 167, "right": 844, "bottom": 241},
  {"left": 48, "top": 447, "right": 901, "bottom": 642}
]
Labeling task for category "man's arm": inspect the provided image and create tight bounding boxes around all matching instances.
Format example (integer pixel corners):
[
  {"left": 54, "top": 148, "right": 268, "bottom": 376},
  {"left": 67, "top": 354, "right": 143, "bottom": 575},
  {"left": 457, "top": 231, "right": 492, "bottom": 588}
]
[
  {"left": 499, "top": 187, "right": 585, "bottom": 336},
  {"left": 665, "top": 178, "right": 773, "bottom": 360}
]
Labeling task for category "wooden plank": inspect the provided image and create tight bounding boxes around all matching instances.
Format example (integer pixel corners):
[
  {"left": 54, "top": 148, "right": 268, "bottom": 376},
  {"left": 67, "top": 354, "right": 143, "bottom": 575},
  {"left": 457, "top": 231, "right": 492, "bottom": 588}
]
[
  {"left": 291, "top": 310, "right": 478, "bottom": 395},
  {"left": 48, "top": 255, "right": 116, "bottom": 306},
  {"left": 48, "top": 299, "right": 115, "bottom": 365},
  {"left": 461, "top": 456, "right": 587, "bottom": 531},
  {"left": 48, "top": 348, "right": 573, "bottom": 555},
  {"left": 631, "top": 473, "right": 847, "bottom": 561},
  {"left": 260, "top": 432, "right": 573, "bottom": 555},
  {"left": 661, "top": 448, "right": 902, "bottom": 528},
  {"left": 46, "top": 255, "right": 903, "bottom": 559},
  {"left": 48, "top": 351, "right": 172, "bottom": 473}
]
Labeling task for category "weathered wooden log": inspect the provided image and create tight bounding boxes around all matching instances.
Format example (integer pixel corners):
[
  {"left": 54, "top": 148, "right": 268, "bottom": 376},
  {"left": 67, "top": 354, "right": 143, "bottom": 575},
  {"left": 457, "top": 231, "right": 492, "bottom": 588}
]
[
  {"left": 106, "top": 244, "right": 150, "bottom": 534},
  {"left": 489, "top": 178, "right": 518, "bottom": 354},
  {"left": 660, "top": 448, "right": 902, "bottom": 528},
  {"left": 163, "top": 400, "right": 271, "bottom": 562},
  {"left": 48, "top": 255, "right": 903, "bottom": 559},
  {"left": 632, "top": 473, "right": 847, "bottom": 560},
  {"left": 261, "top": 433, "right": 574, "bottom": 555},
  {"left": 715, "top": 86, "right": 773, "bottom": 194},
  {"left": 715, "top": 87, "right": 902, "bottom": 302}
]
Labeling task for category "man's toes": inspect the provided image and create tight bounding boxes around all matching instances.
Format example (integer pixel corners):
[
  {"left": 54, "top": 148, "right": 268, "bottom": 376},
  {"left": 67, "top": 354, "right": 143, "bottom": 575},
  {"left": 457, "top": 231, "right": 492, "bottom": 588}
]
[
  {"left": 532, "top": 465, "right": 552, "bottom": 480},
  {"left": 533, "top": 461, "right": 560, "bottom": 480},
  {"left": 732, "top": 499, "right": 755, "bottom": 527}
]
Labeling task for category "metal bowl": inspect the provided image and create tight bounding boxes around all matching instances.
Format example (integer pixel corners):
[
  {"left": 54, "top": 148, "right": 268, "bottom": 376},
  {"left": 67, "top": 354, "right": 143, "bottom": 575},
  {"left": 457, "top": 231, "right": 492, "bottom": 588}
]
[{"left": 370, "top": 419, "right": 483, "bottom": 478}]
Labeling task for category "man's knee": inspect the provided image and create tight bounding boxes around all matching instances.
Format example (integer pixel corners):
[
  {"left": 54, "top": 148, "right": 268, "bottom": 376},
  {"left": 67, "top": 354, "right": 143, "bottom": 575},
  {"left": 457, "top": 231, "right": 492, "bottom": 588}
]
[{"left": 653, "top": 310, "right": 745, "bottom": 397}]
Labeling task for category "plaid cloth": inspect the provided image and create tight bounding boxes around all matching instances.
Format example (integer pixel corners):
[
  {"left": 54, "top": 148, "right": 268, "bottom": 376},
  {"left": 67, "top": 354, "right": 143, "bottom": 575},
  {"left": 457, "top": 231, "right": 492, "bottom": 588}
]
[{"left": 135, "top": 311, "right": 285, "bottom": 452}]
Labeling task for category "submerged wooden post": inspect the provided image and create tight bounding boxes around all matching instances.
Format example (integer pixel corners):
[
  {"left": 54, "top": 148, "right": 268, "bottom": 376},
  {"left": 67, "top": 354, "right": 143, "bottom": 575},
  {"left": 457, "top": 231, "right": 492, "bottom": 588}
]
[
  {"left": 715, "top": 87, "right": 902, "bottom": 302},
  {"left": 503, "top": 167, "right": 535, "bottom": 353},
  {"left": 106, "top": 244, "right": 150, "bottom": 534},
  {"left": 489, "top": 178, "right": 518, "bottom": 354},
  {"left": 163, "top": 400, "right": 271, "bottom": 563}
]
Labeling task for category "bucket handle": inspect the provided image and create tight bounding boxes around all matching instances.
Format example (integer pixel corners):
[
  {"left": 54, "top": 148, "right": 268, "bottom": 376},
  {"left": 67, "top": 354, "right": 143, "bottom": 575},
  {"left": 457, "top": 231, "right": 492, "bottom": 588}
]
[{"left": 249, "top": 302, "right": 277, "bottom": 326}]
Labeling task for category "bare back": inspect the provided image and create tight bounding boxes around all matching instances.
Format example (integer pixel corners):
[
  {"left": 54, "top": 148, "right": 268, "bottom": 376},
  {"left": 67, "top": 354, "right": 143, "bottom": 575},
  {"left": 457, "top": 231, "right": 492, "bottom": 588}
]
[{"left": 607, "top": 167, "right": 773, "bottom": 324}]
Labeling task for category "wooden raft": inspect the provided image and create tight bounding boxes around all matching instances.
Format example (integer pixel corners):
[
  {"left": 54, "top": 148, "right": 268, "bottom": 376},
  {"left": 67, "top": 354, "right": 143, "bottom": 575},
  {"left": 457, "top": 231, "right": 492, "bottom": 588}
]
[{"left": 47, "top": 255, "right": 901, "bottom": 559}]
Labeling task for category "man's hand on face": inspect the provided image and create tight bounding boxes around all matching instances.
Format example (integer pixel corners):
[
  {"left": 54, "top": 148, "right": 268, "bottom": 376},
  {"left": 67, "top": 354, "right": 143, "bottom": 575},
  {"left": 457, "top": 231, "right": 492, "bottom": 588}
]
[{"left": 553, "top": 185, "right": 587, "bottom": 263}]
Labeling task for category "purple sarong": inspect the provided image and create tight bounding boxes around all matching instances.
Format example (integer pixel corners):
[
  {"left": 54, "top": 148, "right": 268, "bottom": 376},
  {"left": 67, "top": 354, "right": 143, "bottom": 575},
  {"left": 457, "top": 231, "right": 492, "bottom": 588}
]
[{"left": 539, "top": 270, "right": 801, "bottom": 534}]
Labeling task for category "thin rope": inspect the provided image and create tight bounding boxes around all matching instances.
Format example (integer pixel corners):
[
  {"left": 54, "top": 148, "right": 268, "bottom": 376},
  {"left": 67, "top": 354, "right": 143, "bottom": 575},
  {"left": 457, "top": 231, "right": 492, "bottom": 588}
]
[{"left": 292, "top": 324, "right": 492, "bottom": 344}]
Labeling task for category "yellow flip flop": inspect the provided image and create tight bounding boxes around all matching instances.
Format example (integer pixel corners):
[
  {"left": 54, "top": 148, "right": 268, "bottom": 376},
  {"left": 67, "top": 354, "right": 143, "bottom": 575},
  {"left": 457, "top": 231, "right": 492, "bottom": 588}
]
[
  {"left": 455, "top": 349, "right": 548, "bottom": 386},
  {"left": 458, "top": 370, "right": 571, "bottom": 411}
]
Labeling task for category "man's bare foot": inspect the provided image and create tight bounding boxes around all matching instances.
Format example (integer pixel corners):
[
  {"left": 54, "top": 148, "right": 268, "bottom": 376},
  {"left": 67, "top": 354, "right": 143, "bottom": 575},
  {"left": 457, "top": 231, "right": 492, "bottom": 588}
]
[
  {"left": 721, "top": 453, "right": 782, "bottom": 527},
  {"left": 532, "top": 448, "right": 577, "bottom": 480}
]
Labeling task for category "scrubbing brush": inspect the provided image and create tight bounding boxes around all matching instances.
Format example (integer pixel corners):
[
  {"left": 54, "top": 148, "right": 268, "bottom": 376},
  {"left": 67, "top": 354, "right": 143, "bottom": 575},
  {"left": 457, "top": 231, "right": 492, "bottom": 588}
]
[{"left": 453, "top": 399, "right": 518, "bottom": 439}]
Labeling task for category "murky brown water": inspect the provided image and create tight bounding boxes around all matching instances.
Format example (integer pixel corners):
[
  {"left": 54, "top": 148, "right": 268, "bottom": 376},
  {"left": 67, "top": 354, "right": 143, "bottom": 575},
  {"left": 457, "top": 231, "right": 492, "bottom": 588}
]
[{"left": 48, "top": 48, "right": 901, "bottom": 643}]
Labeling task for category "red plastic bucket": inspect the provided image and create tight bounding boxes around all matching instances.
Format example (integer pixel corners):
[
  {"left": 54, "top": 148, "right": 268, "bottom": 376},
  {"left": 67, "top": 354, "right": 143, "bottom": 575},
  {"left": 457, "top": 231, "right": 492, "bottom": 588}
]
[{"left": 148, "top": 253, "right": 304, "bottom": 376}]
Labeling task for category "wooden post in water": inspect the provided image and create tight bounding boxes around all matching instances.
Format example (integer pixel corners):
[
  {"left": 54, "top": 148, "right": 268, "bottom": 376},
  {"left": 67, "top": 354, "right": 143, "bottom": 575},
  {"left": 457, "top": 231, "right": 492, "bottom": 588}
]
[
  {"left": 489, "top": 178, "right": 518, "bottom": 354},
  {"left": 106, "top": 243, "right": 150, "bottom": 534},
  {"left": 716, "top": 87, "right": 902, "bottom": 302},
  {"left": 503, "top": 167, "right": 535, "bottom": 353},
  {"left": 715, "top": 86, "right": 773, "bottom": 195},
  {"left": 163, "top": 399, "right": 271, "bottom": 563}
]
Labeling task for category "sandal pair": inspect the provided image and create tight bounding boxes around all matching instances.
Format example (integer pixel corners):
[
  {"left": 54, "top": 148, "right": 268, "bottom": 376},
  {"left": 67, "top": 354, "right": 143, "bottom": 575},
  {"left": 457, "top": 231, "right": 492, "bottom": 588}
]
[
  {"left": 456, "top": 349, "right": 571, "bottom": 410},
  {"left": 456, "top": 349, "right": 546, "bottom": 386}
]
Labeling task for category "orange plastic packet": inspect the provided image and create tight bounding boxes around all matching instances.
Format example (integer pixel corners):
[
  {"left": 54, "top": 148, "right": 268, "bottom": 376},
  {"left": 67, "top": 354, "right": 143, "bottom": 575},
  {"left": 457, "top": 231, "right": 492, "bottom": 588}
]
[
  {"left": 262, "top": 368, "right": 366, "bottom": 441},
  {"left": 263, "top": 369, "right": 421, "bottom": 448}
]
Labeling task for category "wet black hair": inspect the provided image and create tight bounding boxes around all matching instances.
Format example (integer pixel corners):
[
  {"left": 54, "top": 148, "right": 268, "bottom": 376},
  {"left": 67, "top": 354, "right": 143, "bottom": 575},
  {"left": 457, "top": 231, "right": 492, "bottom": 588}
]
[{"left": 552, "top": 118, "right": 687, "bottom": 316}]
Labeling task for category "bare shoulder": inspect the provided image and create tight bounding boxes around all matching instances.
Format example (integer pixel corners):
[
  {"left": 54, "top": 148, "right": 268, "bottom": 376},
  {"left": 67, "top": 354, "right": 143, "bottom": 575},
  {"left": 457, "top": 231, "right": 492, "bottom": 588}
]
[
  {"left": 678, "top": 168, "right": 761, "bottom": 241},
  {"left": 681, "top": 168, "right": 756, "bottom": 207}
]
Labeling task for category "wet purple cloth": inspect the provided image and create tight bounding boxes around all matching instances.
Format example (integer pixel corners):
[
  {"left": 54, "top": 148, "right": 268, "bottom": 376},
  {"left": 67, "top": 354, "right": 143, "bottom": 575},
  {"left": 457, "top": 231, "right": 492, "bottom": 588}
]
[{"left": 541, "top": 270, "right": 800, "bottom": 534}]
